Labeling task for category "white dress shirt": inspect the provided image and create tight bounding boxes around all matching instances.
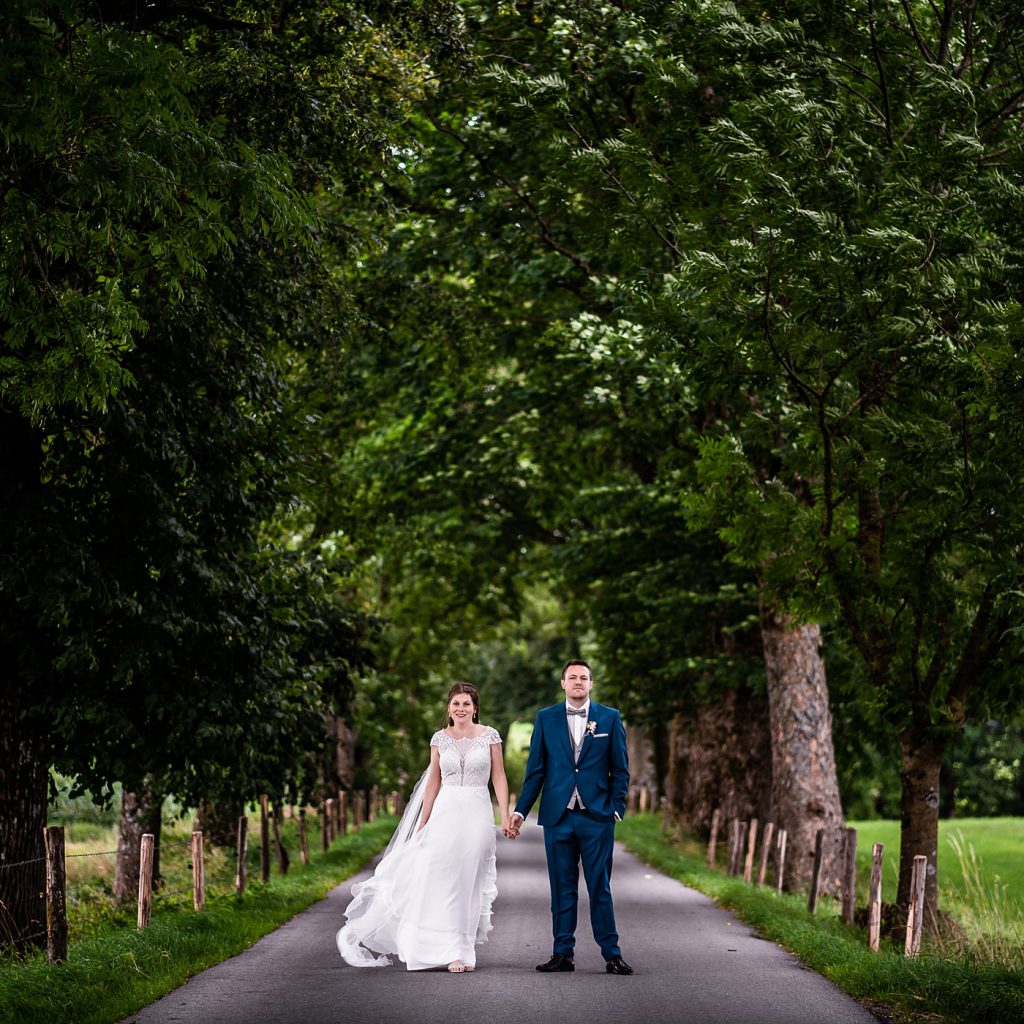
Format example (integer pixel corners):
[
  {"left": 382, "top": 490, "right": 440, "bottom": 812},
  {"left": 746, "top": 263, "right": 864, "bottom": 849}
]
[{"left": 566, "top": 699, "right": 591, "bottom": 748}]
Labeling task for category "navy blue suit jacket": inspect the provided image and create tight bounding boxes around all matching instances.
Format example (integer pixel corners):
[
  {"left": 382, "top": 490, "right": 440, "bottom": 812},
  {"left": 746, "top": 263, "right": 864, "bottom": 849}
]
[{"left": 514, "top": 701, "right": 630, "bottom": 826}]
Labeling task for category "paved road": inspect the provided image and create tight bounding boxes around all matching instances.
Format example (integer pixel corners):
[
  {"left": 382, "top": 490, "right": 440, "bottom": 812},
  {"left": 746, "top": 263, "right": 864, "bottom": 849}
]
[{"left": 122, "top": 824, "right": 878, "bottom": 1024}]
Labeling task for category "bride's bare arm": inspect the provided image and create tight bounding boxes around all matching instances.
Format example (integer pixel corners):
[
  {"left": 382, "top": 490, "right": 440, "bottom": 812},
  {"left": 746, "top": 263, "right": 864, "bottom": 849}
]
[
  {"left": 418, "top": 747, "right": 442, "bottom": 829},
  {"left": 490, "top": 741, "right": 511, "bottom": 833}
]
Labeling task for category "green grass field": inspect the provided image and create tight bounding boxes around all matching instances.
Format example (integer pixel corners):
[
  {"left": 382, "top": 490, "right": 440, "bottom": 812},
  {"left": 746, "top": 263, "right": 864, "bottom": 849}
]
[
  {"left": 849, "top": 817, "right": 1024, "bottom": 895},
  {"left": 618, "top": 815, "right": 1024, "bottom": 1024},
  {"left": 849, "top": 817, "right": 1024, "bottom": 958}
]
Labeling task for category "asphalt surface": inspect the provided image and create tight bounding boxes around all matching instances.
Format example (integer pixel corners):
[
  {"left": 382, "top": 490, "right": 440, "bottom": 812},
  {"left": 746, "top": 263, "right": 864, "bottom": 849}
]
[{"left": 122, "top": 823, "right": 879, "bottom": 1024}]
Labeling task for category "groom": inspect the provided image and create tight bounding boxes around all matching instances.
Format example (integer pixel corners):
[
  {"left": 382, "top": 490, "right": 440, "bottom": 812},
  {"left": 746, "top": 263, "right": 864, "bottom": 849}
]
[{"left": 509, "top": 660, "right": 632, "bottom": 975}]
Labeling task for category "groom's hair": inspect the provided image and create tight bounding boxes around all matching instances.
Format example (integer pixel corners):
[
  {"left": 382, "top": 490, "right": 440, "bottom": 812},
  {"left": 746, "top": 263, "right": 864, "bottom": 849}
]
[{"left": 561, "top": 659, "right": 591, "bottom": 680}]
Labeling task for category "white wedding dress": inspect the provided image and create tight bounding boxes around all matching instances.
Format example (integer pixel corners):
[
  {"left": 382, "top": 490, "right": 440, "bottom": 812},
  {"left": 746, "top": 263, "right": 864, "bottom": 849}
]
[{"left": 336, "top": 726, "right": 500, "bottom": 970}]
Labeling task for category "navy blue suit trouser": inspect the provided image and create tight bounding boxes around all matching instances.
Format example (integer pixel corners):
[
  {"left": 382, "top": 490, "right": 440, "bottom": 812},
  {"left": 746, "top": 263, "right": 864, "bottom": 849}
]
[{"left": 543, "top": 808, "right": 620, "bottom": 959}]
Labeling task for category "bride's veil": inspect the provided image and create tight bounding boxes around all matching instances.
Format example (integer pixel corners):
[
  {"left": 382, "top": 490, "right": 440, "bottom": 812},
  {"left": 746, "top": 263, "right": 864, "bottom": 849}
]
[
  {"left": 336, "top": 768, "right": 431, "bottom": 967},
  {"left": 380, "top": 768, "right": 430, "bottom": 858}
]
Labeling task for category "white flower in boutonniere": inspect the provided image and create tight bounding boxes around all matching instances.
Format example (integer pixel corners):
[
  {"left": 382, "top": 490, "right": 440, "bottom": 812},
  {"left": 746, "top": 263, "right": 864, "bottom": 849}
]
[{"left": 586, "top": 721, "right": 597, "bottom": 736}]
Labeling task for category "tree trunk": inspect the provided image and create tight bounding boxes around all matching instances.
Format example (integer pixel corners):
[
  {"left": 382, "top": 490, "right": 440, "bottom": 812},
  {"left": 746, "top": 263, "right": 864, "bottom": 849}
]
[
  {"left": 334, "top": 716, "right": 356, "bottom": 789},
  {"left": 0, "top": 413, "right": 50, "bottom": 950},
  {"left": 113, "top": 782, "right": 164, "bottom": 903},
  {"left": 666, "top": 684, "right": 772, "bottom": 833},
  {"left": 898, "top": 730, "right": 943, "bottom": 934},
  {"left": 760, "top": 600, "right": 845, "bottom": 894},
  {"left": 627, "top": 726, "right": 658, "bottom": 793},
  {"left": 193, "top": 798, "right": 241, "bottom": 848},
  {"left": 0, "top": 681, "right": 49, "bottom": 950}
]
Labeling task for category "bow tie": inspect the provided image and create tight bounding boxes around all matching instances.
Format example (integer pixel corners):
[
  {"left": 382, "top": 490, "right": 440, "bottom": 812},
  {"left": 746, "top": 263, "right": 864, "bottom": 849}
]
[{"left": 567, "top": 707, "right": 587, "bottom": 717}]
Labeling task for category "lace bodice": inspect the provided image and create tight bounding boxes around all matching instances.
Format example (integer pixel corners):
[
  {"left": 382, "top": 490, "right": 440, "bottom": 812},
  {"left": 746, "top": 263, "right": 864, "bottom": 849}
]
[{"left": 430, "top": 727, "right": 501, "bottom": 787}]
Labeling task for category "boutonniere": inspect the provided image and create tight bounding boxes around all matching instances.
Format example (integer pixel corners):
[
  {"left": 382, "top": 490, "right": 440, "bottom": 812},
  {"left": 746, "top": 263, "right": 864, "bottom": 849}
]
[{"left": 586, "top": 721, "right": 598, "bottom": 736}]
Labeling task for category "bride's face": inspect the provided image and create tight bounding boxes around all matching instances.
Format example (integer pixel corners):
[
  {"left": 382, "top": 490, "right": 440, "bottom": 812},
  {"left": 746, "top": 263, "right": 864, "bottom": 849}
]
[{"left": 449, "top": 694, "right": 476, "bottom": 724}]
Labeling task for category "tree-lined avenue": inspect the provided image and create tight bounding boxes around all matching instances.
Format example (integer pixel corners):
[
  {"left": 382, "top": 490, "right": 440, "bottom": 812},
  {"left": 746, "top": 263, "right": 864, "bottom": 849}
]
[{"left": 121, "top": 826, "right": 878, "bottom": 1024}]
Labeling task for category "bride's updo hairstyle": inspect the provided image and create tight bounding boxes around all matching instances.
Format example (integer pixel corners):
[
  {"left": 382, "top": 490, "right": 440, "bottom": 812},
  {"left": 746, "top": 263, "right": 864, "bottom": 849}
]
[{"left": 446, "top": 682, "right": 480, "bottom": 726}]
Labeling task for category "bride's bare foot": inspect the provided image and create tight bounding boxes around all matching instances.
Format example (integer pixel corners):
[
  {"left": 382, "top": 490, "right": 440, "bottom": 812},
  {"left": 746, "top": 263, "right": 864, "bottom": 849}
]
[{"left": 448, "top": 960, "right": 468, "bottom": 973}]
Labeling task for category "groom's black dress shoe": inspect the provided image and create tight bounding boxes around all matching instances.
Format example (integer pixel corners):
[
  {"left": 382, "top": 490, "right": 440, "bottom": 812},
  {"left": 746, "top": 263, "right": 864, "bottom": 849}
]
[
  {"left": 536, "top": 953, "right": 575, "bottom": 972},
  {"left": 605, "top": 956, "right": 634, "bottom": 975}
]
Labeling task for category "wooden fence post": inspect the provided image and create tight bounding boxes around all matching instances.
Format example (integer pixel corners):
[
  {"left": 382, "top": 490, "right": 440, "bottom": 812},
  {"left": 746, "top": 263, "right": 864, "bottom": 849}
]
[
  {"left": 727, "top": 819, "right": 741, "bottom": 875},
  {"left": 299, "top": 808, "right": 309, "bottom": 866},
  {"left": 334, "top": 792, "right": 343, "bottom": 835},
  {"left": 390, "top": 791, "right": 399, "bottom": 818},
  {"left": 775, "top": 829, "right": 787, "bottom": 894},
  {"left": 868, "top": 842, "right": 884, "bottom": 952},
  {"left": 707, "top": 808, "right": 721, "bottom": 868},
  {"left": 725, "top": 820, "right": 737, "bottom": 874},
  {"left": 236, "top": 815, "right": 249, "bottom": 896},
  {"left": 260, "top": 795, "right": 271, "bottom": 883},
  {"left": 638, "top": 786, "right": 649, "bottom": 814},
  {"left": 730, "top": 821, "right": 748, "bottom": 876},
  {"left": 191, "top": 831, "right": 205, "bottom": 912},
  {"left": 808, "top": 828, "right": 825, "bottom": 913},
  {"left": 338, "top": 791, "right": 348, "bottom": 837},
  {"left": 320, "top": 800, "right": 329, "bottom": 851},
  {"left": 353, "top": 791, "right": 363, "bottom": 830},
  {"left": 272, "top": 801, "right": 289, "bottom": 875},
  {"left": 325, "top": 798, "right": 336, "bottom": 847},
  {"left": 395, "top": 790, "right": 404, "bottom": 817},
  {"left": 904, "top": 855, "right": 927, "bottom": 957},
  {"left": 743, "top": 818, "right": 759, "bottom": 883},
  {"left": 137, "top": 833, "right": 154, "bottom": 928},
  {"left": 841, "top": 827, "right": 858, "bottom": 925},
  {"left": 43, "top": 825, "right": 68, "bottom": 964},
  {"left": 756, "top": 822, "right": 774, "bottom": 886}
]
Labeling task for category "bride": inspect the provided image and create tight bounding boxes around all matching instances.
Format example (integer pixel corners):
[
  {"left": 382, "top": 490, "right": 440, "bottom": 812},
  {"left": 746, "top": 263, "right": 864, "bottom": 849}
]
[{"left": 336, "top": 682, "right": 512, "bottom": 972}]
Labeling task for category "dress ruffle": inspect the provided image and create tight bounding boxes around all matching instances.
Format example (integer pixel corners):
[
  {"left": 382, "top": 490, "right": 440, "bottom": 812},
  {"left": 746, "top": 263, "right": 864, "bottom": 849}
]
[{"left": 337, "top": 784, "right": 498, "bottom": 970}]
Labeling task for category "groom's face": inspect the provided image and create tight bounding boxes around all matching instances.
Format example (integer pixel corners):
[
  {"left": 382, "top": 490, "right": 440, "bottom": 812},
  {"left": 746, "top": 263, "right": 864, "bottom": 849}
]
[{"left": 561, "top": 665, "right": 593, "bottom": 706}]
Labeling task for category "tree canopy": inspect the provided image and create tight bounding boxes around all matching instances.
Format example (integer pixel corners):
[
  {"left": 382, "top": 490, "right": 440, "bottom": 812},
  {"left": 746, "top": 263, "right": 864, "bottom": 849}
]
[
  {"left": 5, "top": 0, "right": 1024, "bottom": 947},
  {"left": 1, "top": 0, "right": 456, "bottom": 944}
]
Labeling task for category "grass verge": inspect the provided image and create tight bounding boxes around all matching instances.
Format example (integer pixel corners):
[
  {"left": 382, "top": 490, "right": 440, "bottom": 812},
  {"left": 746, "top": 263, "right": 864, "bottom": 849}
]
[
  {"left": 617, "top": 815, "right": 1023, "bottom": 1024},
  {"left": 0, "top": 817, "right": 393, "bottom": 1024}
]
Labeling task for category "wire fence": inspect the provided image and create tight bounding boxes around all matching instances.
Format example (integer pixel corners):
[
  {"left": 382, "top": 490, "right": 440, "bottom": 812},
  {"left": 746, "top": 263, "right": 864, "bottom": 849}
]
[
  {"left": 2, "top": 787, "right": 395, "bottom": 963},
  {"left": 0, "top": 852, "right": 47, "bottom": 954},
  {"left": 0, "top": 929, "right": 48, "bottom": 950},
  {"left": 0, "top": 857, "right": 46, "bottom": 871},
  {"left": 685, "top": 805, "right": 934, "bottom": 958}
]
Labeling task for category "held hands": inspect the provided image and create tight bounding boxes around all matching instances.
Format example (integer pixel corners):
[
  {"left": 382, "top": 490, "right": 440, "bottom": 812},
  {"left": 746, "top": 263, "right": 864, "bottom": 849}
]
[{"left": 503, "top": 811, "right": 523, "bottom": 840}]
